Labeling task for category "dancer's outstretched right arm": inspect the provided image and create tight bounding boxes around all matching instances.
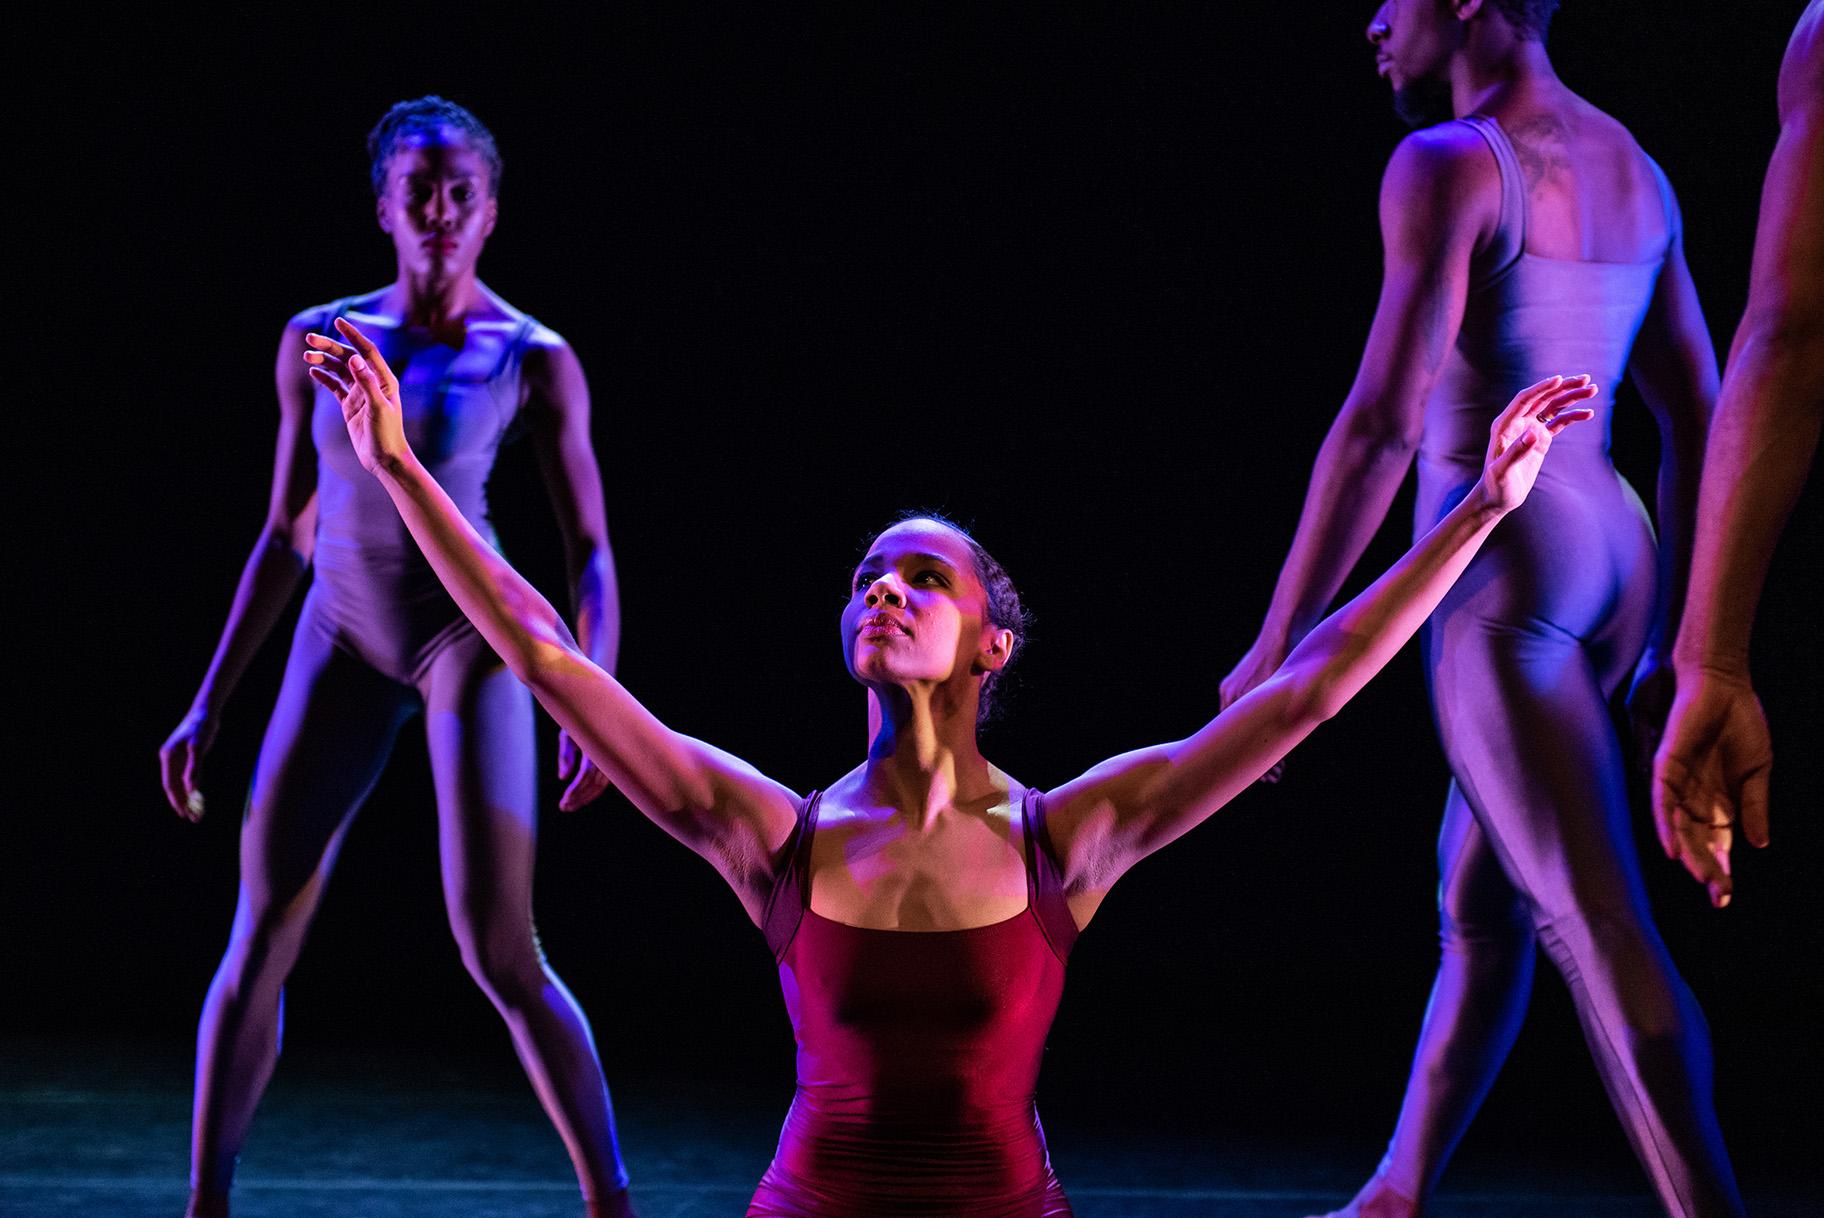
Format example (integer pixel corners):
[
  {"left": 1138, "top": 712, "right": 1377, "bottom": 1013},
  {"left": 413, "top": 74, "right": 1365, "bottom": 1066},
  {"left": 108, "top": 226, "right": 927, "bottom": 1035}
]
[
  {"left": 307, "top": 319, "right": 801, "bottom": 915},
  {"left": 160, "top": 316, "right": 321, "bottom": 821}
]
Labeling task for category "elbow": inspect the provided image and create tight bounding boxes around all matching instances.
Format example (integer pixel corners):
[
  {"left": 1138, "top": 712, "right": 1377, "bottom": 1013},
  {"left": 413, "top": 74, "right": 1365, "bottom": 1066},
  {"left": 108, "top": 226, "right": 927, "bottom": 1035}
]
[
  {"left": 510, "top": 635, "right": 580, "bottom": 691},
  {"left": 258, "top": 519, "right": 312, "bottom": 566},
  {"left": 1293, "top": 675, "right": 1347, "bottom": 726},
  {"left": 1339, "top": 407, "right": 1422, "bottom": 461},
  {"left": 1272, "top": 662, "right": 1344, "bottom": 729}
]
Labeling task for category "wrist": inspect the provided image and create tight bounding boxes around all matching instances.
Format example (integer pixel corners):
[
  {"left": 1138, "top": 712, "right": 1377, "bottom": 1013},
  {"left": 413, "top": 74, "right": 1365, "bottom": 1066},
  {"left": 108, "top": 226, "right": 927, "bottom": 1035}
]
[
  {"left": 1670, "top": 648, "right": 1751, "bottom": 683},
  {"left": 372, "top": 449, "right": 424, "bottom": 488},
  {"left": 1461, "top": 481, "right": 1508, "bottom": 526}
]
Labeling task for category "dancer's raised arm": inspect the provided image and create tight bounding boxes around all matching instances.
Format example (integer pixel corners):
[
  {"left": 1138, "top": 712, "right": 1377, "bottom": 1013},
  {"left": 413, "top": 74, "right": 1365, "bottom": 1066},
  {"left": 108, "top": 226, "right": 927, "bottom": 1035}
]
[
  {"left": 1044, "top": 375, "right": 1596, "bottom": 923},
  {"left": 306, "top": 318, "right": 799, "bottom": 915}
]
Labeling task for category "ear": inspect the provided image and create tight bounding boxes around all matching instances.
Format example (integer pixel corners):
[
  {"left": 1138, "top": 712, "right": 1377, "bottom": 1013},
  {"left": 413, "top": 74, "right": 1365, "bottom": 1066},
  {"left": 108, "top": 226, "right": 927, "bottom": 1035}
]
[
  {"left": 376, "top": 192, "right": 392, "bottom": 234},
  {"left": 976, "top": 627, "right": 1015, "bottom": 675},
  {"left": 482, "top": 196, "right": 499, "bottom": 240}
]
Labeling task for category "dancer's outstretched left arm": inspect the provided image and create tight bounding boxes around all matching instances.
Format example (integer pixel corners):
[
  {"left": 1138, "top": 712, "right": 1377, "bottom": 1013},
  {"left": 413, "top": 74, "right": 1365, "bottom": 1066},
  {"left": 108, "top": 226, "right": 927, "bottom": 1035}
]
[{"left": 1044, "top": 376, "right": 1597, "bottom": 926}]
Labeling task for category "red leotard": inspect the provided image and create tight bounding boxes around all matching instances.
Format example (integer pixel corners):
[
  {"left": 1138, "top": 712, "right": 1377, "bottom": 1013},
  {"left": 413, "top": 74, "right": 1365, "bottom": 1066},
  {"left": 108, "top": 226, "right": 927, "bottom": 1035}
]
[{"left": 749, "top": 789, "right": 1079, "bottom": 1217}]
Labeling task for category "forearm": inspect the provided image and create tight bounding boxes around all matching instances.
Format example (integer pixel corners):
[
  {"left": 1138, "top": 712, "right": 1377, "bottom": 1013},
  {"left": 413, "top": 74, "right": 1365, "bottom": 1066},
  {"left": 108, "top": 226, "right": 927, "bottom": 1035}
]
[
  {"left": 569, "top": 545, "right": 621, "bottom": 675},
  {"left": 189, "top": 527, "right": 310, "bottom": 715},
  {"left": 1283, "top": 485, "right": 1503, "bottom": 719},
  {"left": 1258, "top": 415, "right": 1418, "bottom": 646},
  {"left": 1651, "top": 409, "right": 1709, "bottom": 653},
  {"left": 1673, "top": 324, "right": 1824, "bottom": 675}
]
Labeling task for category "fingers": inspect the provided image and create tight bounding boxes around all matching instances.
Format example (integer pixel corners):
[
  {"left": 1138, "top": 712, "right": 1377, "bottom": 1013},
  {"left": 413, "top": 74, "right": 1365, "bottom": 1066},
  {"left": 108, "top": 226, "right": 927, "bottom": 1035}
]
[
  {"left": 159, "top": 742, "right": 203, "bottom": 821},
  {"left": 1669, "top": 808, "right": 1734, "bottom": 907},
  {"left": 303, "top": 332, "right": 356, "bottom": 361},
  {"left": 558, "top": 761, "right": 611, "bottom": 812},
  {"left": 1741, "top": 767, "right": 1770, "bottom": 849},
  {"left": 158, "top": 745, "right": 188, "bottom": 817},
  {"left": 332, "top": 316, "right": 382, "bottom": 359},
  {"left": 307, "top": 365, "right": 353, "bottom": 401},
  {"left": 557, "top": 732, "right": 578, "bottom": 782}
]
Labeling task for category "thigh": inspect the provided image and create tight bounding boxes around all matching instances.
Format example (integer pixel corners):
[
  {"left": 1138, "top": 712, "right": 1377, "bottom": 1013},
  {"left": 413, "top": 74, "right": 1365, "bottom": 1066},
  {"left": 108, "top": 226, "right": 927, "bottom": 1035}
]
[
  {"left": 418, "top": 628, "right": 540, "bottom": 923},
  {"left": 239, "top": 601, "right": 418, "bottom": 919},
  {"left": 1425, "top": 614, "right": 1652, "bottom": 928}
]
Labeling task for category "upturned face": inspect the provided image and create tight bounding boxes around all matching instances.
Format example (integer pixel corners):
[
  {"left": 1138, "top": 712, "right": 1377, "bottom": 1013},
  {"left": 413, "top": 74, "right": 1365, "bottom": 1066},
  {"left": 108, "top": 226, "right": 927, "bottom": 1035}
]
[
  {"left": 375, "top": 126, "right": 498, "bottom": 279},
  {"left": 842, "top": 519, "right": 1010, "bottom": 702},
  {"left": 1367, "top": 0, "right": 1461, "bottom": 126}
]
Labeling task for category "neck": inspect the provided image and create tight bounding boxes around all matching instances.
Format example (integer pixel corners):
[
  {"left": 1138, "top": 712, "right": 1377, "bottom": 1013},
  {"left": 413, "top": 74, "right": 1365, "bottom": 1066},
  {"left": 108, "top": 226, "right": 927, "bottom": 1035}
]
[
  {"left": 863, "top": 686, "right": 994, "bottom": 828},
  {"left": 1451, "top": 31, "right": 1559, "bottom": 117},
  {"left": 384, "top": 268, "right": 483, "bottom": 329}
]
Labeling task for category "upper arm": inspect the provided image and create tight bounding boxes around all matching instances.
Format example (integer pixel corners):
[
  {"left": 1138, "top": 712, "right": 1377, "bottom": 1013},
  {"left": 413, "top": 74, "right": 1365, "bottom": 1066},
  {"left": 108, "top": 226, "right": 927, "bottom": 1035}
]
[
  {"left": 1742, "top": 38, "right": 1824, "bottom": 342},
  {"left": 1341, "top": 127, "right": 1495, "bottom": 441},
  {"left": 269, "top": 314, "right": 322, "bottom": 545},
  {"left": 523, "top": 331, "right": 612, "bottom": 553},
  {"left": 524, "top": 639, "right": 803, "bottom": 917},
  {"left": 1041, "top": 671, "right": 1319, "bottom": 920},
  {"left": 1629, "top": 182, "right": 1720, "bottom": 428}
]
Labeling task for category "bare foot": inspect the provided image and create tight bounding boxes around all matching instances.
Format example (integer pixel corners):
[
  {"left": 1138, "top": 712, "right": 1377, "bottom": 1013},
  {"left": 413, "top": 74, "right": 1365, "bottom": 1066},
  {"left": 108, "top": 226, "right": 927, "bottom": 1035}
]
[{"left": 1305, "top": 1172, "right": 1421, "bottom": 1218}]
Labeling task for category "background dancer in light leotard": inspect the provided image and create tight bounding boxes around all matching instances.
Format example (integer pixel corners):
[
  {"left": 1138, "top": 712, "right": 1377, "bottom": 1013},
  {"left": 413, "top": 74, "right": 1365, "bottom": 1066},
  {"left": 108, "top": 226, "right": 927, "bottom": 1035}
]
[
  {"left": 1654, "top": 1, "right": 1824, "bottom": 904},
  {"left": 1219, "top": 3, "right": 1741, "bottom": 1215},
  {"left": 157, "top": 97, "right": 636, "bottom": 1218}
]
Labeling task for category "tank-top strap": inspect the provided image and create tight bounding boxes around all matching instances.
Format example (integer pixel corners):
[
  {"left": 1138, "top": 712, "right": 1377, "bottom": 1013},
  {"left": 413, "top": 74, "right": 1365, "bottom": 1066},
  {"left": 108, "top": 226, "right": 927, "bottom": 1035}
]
[
  {"left": 761, "top": 790, "right": 822, "bottom": 961},
  {"left": 1456, "top": 114, "right": 1526, "bottom": 288},
  {"left": 487, "top": 312, "right": 539, "bottom": 380},
  {"left": 1642, "top": 153, "right": 1679, "bottom": 256},
  {"left": 1020, "top": 789, "right": 1079, "bottom": 964},
  {"left": 318, "top": 297, "right": 352, "bottom": 335}
]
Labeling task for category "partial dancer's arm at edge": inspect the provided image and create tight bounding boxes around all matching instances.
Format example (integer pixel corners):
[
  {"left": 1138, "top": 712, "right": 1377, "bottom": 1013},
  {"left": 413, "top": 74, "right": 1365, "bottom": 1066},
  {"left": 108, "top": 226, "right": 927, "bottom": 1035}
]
[
  {"left": 524, "top": 331, "right": 624, "bottom": 811},
  {"left": 1620, "top": 182, "right": 1719, "bottom": 753},
  {"left": 159, "top": 318, "right": 321, "bottom": 821},
  {"left": 1220, "top": 127, "right": 1492, "bottom": 715},
  {"left": 310, "top": 320, "right": 800, "bottom": 918},
  {"left": 1048, "top": 377, "right": 1597, "bottom": 929},
  {"left": 1653, "top": 10, "right": 1824, "bottom": 904}
]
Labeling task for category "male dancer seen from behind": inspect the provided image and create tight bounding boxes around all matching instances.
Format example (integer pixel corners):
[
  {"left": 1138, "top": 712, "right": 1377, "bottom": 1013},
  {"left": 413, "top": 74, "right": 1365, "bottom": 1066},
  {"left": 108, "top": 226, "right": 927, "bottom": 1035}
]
[
  {"left": 1654, "top": 1, "right": 1824, "bottom": 905},
  {"left": 1218, "top": 2, "right": 1741, "bottom": 1215}
]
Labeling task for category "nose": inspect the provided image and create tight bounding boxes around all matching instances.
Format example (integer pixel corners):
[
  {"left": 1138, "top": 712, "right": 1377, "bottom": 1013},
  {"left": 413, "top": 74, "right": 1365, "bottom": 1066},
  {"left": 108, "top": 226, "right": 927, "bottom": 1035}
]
[
  {"left": 427, "top": 187, "right": 455, "bottom": 231},
  {"left": 1366, "top": 4, "right": 1390, "bottom": 44},
  {"left": 864, "top": 576, "right": 905, "bottom": 609}
]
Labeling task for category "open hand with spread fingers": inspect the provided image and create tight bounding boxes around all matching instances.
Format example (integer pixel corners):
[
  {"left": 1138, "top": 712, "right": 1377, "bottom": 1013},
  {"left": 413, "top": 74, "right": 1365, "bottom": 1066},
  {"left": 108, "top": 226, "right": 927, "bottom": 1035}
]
[
  {"left": 303, "top": 317, "right": 413, "bottom": 475},
  {"left": 1474, "top": 374, "right": 1599, "bottom": 514}
]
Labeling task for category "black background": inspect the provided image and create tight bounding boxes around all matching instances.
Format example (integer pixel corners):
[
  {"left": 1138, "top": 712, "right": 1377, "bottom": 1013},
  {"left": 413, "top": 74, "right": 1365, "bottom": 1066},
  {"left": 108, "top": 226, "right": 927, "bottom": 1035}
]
[{"left": 11, "top": 1, "right": 1819, "bottom": 1192}]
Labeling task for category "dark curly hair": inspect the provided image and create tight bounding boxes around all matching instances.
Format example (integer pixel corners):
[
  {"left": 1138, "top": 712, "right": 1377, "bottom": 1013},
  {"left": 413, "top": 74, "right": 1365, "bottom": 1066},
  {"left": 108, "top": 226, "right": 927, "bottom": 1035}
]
[
  {"left": 1488, "top": 0, "right": 1560, "bottom": 40},
  {"left": 882, "top": 511, "right": 1032, "bottom": 725},
  {"left": 366, "top": 96, "right": 503, "bottom": 198}
]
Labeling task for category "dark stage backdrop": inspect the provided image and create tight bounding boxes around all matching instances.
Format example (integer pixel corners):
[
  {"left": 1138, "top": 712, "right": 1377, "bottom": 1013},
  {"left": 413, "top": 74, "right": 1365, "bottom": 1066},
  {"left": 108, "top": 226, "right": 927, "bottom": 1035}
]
[{"left": 12, "top": 1, "right": 1819, "bottom": 1189}]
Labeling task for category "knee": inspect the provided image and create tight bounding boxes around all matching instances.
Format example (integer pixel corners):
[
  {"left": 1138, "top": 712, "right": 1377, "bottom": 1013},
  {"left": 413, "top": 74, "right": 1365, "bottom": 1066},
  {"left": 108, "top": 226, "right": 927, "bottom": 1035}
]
[
  {"left": 1439, "top": 887, "right": 1534, "bottom": 963},
  {"left": 216, "top": 902, "right": 313, "bottom": 997},
  {"left": 450, "top": 912, "right": 546, "bottom": 1005},
  {"left": 1538, "top": 907, "right": 1696, "bottom": 1041}
]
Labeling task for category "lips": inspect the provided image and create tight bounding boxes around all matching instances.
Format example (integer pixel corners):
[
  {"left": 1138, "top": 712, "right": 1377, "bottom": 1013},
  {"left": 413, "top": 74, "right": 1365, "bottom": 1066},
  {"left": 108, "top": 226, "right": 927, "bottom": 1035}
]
[
  {"left": 424, "top": 237, "right": 460, "bottom": 254},
  {"left": 859, "top": 612, "right": 909, "bottom": 638}
]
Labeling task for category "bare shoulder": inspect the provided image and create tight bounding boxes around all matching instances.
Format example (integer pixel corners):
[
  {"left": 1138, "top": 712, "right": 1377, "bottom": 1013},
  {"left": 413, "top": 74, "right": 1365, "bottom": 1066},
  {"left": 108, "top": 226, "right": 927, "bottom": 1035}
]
[
  {"left": 1380, "top": 123, "right": 1499, "bottom": 245},
  {"left": 1780, "top": 1, "right": 1824, "bottom": 119},
  {"left": 1383, "top": 122, "right": 1498, "bottom": 206}
]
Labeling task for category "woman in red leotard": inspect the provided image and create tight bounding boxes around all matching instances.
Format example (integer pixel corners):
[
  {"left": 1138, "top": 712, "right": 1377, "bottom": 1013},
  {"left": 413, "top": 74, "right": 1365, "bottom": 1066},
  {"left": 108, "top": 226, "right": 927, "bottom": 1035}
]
[{"left": 299, "top": 318, "right": 1595, "bottom": 1216}]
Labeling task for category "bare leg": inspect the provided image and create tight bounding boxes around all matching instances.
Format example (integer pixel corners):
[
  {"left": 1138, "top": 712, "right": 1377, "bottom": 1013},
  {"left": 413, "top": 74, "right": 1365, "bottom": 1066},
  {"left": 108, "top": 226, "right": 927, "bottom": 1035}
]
[
  {"left": 1313, "top": 790, "right": 1535, "bottom": 1218},
  {"left": 188, "top": 612, "right": 415, "bottom": 1217},
  {"left": 421, "top": 630, "right": 634, "bottom": 1213}
]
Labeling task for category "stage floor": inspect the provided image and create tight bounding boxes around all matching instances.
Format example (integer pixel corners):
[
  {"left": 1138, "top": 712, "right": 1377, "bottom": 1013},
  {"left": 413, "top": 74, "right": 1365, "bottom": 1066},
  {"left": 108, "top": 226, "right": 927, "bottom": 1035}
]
[{"left": 2, "top": 1039, "right": 1813, "bottom": 1217}]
